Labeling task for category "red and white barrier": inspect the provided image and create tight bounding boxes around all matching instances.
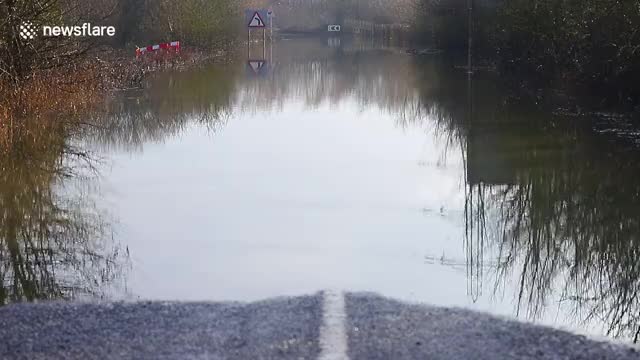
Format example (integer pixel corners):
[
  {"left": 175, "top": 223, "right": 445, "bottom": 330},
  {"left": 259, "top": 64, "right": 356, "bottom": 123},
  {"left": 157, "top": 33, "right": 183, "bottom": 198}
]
[{"left": 136, "top": 41, "right": 181, "bottom": 56}]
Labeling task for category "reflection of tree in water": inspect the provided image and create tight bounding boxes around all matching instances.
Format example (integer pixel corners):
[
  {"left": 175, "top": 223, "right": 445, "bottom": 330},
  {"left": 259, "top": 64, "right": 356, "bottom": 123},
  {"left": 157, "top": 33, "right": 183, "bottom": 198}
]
[
  {"left": 88, "top": 65, "right": 239, "bottom": 152},
  {"left": 481, "top": 151, "right": 640, "bottom": 340},
  {"left": 236, "top": 43, "right": 426, "bottom": 126},
  {"left": 0, "top": 122, "right": 128, "bottom": 305},
  {"left": 90, "top": 43, "right": 432, "bottom": 151},
  {"left": 450, "top": 76, "right": 640, "bottom": 341}
]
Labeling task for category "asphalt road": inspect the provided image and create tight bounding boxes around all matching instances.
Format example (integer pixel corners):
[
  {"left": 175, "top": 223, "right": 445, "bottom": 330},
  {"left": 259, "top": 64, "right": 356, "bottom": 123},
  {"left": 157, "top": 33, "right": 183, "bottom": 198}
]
[{"left": 1, "top": 292, "right": 639, "bottom": 360}]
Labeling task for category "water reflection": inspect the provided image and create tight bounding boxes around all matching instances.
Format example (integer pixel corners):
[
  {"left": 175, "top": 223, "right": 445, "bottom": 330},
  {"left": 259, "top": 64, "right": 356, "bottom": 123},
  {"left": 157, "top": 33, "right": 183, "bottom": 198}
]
[
  {"left": 85, "top": 40, "right": 429, "bottom": 151},
  {"left": 245, "top": 43, "right": 640, "bottom": 340},
  {"left": 458, "top": 76, "right": 640, "bottom": 340},
  {"left": 88, "top": 65, "right": 239, "bottom": 152},
  {"left": 38, "top": 39, "right": 640, "bottom": 341},
  {"left": 238, "top": 40, "right": 422, "bottom": 122},
  {"left": 0, "top": 123, "right": 128, "bottom": 305}
]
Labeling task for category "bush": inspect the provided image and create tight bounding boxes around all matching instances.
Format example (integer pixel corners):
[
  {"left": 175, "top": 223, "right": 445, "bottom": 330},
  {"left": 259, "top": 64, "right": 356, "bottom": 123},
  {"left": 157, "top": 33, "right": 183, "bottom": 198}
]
[{"left": 494, "top": 0, "right": 640, "bottom": 89}]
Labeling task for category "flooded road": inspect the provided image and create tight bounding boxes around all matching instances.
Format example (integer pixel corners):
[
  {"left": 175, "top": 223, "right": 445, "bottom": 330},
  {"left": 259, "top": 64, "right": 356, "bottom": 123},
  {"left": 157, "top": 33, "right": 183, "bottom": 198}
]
[{"left": 3, "top": 38, "right": 640, "bottom": 342}]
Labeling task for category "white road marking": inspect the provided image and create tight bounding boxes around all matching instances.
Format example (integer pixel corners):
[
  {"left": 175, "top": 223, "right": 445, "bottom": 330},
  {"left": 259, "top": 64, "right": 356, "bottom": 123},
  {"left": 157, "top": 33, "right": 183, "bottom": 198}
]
[{"left": 319, "top": 290, "right": 350, "bottom": 360}]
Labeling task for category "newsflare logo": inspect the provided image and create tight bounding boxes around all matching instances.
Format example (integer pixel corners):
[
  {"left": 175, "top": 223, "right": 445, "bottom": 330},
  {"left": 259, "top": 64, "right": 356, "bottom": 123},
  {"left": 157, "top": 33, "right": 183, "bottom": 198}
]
[
  {"left": 19, "top": 21, "right": 116, "bottom": 40},
  {"left": 19, "top": 21, "right": 37, "bottom": 40}
]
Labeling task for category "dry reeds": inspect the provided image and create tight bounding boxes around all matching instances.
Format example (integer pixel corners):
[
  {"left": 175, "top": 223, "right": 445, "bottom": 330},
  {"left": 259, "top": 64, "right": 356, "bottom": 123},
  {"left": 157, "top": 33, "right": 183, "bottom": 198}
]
[{"left": 0, "top": 62, "right": 104, "bottom": 151}]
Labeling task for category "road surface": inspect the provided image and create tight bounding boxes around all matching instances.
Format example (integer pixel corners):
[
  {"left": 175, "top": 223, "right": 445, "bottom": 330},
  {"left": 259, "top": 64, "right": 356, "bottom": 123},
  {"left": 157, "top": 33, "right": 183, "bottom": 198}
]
[{"left": 1, "top": 292, "right": 638, "bottom": 359}]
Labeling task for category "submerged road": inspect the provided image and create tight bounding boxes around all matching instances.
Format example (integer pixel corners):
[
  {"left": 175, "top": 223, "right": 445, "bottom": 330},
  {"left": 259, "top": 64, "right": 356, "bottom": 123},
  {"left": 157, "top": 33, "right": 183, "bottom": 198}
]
[{"left": 1, "top": 292, "right": 639, "bottom": 360}]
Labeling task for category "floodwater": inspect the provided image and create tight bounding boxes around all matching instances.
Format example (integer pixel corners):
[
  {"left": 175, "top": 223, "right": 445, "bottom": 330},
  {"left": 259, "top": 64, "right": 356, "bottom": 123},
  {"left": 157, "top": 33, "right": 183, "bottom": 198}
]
[{"left": 3, "top": 38, "right": 640, "bottom": 342}]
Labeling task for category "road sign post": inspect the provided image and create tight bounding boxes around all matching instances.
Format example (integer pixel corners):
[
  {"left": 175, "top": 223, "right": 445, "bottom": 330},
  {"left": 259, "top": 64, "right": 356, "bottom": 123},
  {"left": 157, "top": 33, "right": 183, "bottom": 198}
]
[
  {"left": 267, "top": 9, "right": 274, "bottom": 40},
  {"left": 245, "top": 9, "right": 275, "bottom": 80},
  {"left": 246, "top": 9, "right": 270, "bottom": 60}
]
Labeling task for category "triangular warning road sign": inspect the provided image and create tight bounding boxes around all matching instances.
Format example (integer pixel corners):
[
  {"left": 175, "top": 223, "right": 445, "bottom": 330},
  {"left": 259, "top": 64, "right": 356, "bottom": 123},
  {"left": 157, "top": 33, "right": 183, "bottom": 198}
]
[
  {"left": 248, "top": 12, "right": 266, "bottom": 28},
  {"left": 248, "top": 60, "right": 265, "bottom": 74}
]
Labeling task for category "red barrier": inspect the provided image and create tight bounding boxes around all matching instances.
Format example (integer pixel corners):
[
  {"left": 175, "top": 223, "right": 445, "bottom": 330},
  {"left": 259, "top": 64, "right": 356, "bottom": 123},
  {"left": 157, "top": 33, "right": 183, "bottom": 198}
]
[{"left": 136, "top": 41, "right": 181, "bottom": 57}]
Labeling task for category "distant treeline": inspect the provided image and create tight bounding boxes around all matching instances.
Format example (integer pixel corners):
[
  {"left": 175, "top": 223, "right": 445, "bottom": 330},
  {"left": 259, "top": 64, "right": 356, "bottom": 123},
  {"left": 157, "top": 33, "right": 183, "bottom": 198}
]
[
  {"left": 413, "top": 0, "right": 640, "bottom": 105},
  {"left": 261, "top": 0, "right": 414, "bottom": 32}
]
